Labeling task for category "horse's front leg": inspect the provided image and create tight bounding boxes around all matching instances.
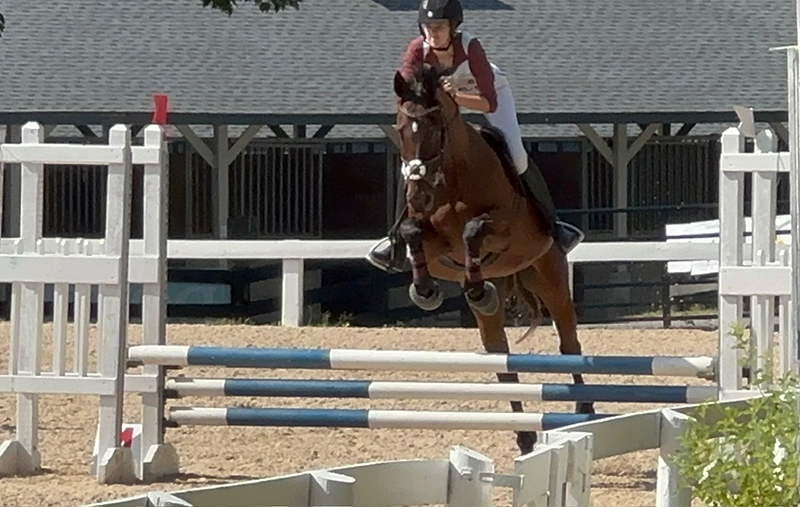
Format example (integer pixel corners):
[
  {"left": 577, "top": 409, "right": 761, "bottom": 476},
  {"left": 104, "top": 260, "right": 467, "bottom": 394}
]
[
  {"left": 399, "top": 217, "right": 443, "bottom": 311},
  {"left": 469, "top": 276, "right": 536, "bottom": 455},
  {"left": 462, "top": 215, "right": 500, "bottom": 316}
]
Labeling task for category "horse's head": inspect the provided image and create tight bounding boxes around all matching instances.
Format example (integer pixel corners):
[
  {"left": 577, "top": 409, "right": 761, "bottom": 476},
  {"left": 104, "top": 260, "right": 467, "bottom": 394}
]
[{"left": 392, "top": 64, "right": 460, "bottom": 213}]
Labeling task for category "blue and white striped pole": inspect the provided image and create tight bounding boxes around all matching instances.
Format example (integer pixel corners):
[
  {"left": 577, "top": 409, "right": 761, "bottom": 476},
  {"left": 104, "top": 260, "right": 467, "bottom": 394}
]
[
  {"left": 165, "top": 378, "right": 719, "bottom": 404},
  {"left": 130, "top": 345, "right": 717, "bottom": 378},
  {"left": 166, "top": 406, "right": 612, "bottom": 431}
]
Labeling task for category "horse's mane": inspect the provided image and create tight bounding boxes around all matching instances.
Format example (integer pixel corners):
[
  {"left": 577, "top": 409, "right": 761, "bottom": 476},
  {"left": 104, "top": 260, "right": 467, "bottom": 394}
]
[
  {"left": 401, "top": 64, "right": 526, "bottom": 198},
  {"left": 401, "top": 64, "right": 443, "bottom": 108}
]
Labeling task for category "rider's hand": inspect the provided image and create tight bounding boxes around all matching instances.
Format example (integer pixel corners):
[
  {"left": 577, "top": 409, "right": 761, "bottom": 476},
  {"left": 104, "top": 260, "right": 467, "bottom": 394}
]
[{"left": 441, "top": 78, "right": 456, "bottom": 96}]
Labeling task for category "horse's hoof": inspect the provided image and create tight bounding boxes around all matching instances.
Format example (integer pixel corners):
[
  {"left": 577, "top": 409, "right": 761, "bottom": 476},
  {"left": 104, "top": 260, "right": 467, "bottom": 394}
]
[
  {"left": 576, "top": 401, "right": 595, "bottom": 414},
  {"left": 517, "top": 431, "right": 536, "bottom": 455},
  {"left": 409, "top": 283, "right": 443, "bottom": 311},
  {"left": 466, "top": 281, "right": 500, "bottom": 316}
]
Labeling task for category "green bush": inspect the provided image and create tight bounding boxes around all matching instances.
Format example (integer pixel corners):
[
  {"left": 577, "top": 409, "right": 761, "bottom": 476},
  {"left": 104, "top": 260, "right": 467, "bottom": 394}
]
[{"left": 669, "top": 322, "right": 799, "bottom": 507}]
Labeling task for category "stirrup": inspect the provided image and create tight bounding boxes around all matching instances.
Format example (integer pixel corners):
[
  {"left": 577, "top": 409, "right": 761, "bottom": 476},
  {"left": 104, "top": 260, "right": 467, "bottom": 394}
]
[{"left": 365, "top": 237, "right": 409, "bottom": 273}]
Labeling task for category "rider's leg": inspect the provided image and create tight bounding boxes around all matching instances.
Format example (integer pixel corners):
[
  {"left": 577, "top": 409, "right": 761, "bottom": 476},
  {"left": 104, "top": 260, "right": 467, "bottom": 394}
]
[
  {"left": 485, "top": 85, "right": 584, "bottom": 254},
  {"left": 366, "top": 184, "right": 409, "bottom": 273}
]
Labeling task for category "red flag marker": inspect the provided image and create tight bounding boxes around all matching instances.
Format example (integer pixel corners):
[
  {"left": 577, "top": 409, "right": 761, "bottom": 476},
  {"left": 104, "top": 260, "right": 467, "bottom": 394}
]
[
  {"left": 152, "top": 94, "right": 168, "bottom": 125},
  {"left": 120, "top": 426, "right": 135, "bottom": 447}
]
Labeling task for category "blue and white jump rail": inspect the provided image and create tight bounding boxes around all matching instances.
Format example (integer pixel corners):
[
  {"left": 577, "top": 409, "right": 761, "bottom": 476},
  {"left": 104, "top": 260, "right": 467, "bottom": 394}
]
[
  {"left": 129, "top": 345, "right": 717, "bottom": 379},
  {"left": 165, "top": 406, "right": 612, "bottom": 431},
  {"left": 165, "top": 378, "right": 720, "bottom": 404}
]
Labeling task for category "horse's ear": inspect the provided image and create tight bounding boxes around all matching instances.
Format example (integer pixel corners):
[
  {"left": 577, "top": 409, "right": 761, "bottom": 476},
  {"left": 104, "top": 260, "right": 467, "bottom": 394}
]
[{"left": 394, "top": 71, "right": 409, "bottom": 99}]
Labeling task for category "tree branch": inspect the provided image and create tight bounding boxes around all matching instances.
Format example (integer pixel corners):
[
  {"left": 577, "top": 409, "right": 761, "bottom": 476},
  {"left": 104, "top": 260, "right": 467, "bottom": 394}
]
[
  {"left": 0, "top": 1, "right": 304, "bottom": 36},
  {"left": 199, "top": 0, "right": 304, "bottom": 15}
]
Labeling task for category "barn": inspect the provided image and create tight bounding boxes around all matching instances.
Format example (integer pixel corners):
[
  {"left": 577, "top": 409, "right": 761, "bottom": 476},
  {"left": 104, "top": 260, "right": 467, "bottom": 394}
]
[{"left": 0, "top": 0, "right": 794, "bottom": 325}]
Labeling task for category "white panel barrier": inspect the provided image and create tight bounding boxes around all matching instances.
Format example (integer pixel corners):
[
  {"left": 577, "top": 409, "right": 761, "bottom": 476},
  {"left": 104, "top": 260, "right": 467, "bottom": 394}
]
[{"left": 0, "top": 122, "right": 176, "bottom": 484}]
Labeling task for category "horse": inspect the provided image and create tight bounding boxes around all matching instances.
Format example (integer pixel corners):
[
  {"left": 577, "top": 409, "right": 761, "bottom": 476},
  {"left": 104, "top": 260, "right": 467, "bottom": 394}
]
[{"left": 391, "top": 64, "right": 594, "bottom": 455}]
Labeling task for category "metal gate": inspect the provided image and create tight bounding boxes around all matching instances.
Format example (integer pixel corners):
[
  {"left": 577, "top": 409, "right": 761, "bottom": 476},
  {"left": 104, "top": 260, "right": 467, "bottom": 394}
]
[
  {"left": 586, "top": 136, "right": 719, "bottom": 236},
  {"left": 185, "top": 141, "right": 324, "bottom": 239}
]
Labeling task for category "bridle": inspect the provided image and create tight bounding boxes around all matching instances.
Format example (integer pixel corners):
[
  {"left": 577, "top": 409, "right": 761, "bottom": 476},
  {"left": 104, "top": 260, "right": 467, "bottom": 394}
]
[{"left": 397, "top": 100, "right": 454, "bottom": 183}]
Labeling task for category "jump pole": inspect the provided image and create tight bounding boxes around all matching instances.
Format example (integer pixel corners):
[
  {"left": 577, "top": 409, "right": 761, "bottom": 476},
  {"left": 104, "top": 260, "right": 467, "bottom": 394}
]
[
  {"left": 165, "top": 407, "right": 612, "bottom": 431},
  {"left": 129, "top": 345, "right": 717, "bottom": 378},
  {"left": 165, "top": 378, "right": 720, "bottom": 404}
]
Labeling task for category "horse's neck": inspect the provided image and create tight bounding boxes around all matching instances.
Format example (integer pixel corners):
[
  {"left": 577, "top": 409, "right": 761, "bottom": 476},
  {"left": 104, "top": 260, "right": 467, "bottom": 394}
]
[
  {"left": 442, "top": 121, "right": 471, "bottom": 183},
  {"left": 444, "top": 120, "right": 516, "bottom": 205}
]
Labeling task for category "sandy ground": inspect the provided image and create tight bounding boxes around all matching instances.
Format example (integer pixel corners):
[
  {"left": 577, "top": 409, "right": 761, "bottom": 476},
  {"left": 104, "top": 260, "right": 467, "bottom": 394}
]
[{"left": 0, "top": 321, "right": 718, "bottom": 507}]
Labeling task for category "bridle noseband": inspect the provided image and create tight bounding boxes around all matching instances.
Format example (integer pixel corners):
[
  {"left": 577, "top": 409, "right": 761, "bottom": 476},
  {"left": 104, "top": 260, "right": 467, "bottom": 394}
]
[{"left": 398, "top": 101, "right": 452, "bottom": 182}]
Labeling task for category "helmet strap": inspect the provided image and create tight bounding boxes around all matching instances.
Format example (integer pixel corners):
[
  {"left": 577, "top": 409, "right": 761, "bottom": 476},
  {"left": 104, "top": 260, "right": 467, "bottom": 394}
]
[{"left": 427, "top": 38, "right": 452, "bottom": 51}]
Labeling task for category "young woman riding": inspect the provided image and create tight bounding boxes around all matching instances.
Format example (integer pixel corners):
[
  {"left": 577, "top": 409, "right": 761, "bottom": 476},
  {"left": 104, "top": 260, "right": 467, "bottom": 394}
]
[{"left": 367, "top": 0, "right": 584, "bottom": 273}]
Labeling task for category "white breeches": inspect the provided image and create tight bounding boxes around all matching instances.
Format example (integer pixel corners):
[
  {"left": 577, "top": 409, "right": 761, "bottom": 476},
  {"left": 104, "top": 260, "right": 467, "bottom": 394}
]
[{"left": 484, "top": 85, "right": 529, "bottom": 174}]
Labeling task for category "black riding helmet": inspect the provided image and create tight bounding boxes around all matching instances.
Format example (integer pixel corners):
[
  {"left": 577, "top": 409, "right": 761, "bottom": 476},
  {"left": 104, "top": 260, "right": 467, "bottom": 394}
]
[{"left": 418, "top": 0, "right": 463, "bottom": 43}]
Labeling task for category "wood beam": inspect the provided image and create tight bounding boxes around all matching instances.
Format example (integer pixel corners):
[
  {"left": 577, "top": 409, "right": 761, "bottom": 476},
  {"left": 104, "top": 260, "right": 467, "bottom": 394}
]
[
  {"left": 176, "top": 125, "right": 214, "bottom": 166},
  {"left": 312, "top": 125, "right": 335, "bottom": 138},
  {"left": 625, "top": 123, "right": 660, "bottom": 165},
  {"left": 3, "top": 125, "right": 21, "bottom": 236},
  {"left": 613, "top": 123, "right": 628, "bottom": 238},
  {"left": 226, "top": 125, "right": 262, "bottom": 166},
  {"left": 768, "top": 121, "right": 789, "bottom": 145},
  {"left": 577, "top": 124, "right": 613, "bottom": 164},
  {"left": 75, "top": 124, "right": 98, "bottom": 138},
  {"left": 43, "top": 125, "right": 57, "bottom": 140},
  {"left": 214, "top": 125, "right": 229, "bottom": 240},
  {"left": 675, "top": 123, "right": 696, "bottom": 136},
  {"left": 293, "top": 125, "right": 307, "bottom": 138},
  {"left": 379, "top": 125, "right": 401, "bottom": 149},
  {"left": 268, "top": 125, "right": 289, "bottom": 138}
]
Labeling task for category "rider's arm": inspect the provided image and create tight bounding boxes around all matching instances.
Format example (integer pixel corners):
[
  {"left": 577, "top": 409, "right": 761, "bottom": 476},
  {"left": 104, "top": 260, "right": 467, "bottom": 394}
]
[
  {"left": 399, "top": 37, "right": 424, "bottom": 80},
  {"left": 452, "top": 92, "right": 492, "bottom": 113},
  {"left": 459, "top": 37, "right": 497, "bottom": 113}
]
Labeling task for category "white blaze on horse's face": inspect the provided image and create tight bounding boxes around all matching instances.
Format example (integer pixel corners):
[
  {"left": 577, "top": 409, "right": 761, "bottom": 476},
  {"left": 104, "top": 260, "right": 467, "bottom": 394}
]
[
  {"left": 412, "top": 121, "right": 419, "bottom": 133},
  {"left": 401, "top": 158, "right": 427, "bottom": 181}
]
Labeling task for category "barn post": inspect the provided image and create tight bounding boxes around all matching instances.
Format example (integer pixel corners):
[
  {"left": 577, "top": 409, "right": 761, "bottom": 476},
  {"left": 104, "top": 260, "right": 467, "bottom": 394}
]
[
  {"left": 176, "top": 123, "right": 263, "bottom": 242},
  {"left": 577, "top": 122, "right": 659, "bottom": 318}
]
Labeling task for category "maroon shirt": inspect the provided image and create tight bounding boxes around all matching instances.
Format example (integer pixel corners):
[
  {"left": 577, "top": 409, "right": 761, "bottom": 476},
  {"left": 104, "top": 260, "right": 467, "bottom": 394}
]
[{"left": 398, "top": 33, "right": 498, "bottom": 113}]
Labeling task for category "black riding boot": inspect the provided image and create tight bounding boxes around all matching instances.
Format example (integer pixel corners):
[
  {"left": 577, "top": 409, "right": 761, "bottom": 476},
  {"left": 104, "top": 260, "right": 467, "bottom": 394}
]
[
  {"left": 518, "top": 159, "right": 584, "bottom": 254},
  {"left": 366, "top": 187, "right": 410, "bottom": 273}
]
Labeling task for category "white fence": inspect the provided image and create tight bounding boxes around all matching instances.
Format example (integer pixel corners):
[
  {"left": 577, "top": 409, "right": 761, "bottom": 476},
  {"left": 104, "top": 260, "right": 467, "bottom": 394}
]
[
  {"left": 164, "top": 238, "right": 722, "bottom": 326},
  {"left": 1, "top": 118, "right": 798, "bottom": 505},
  {"left": 81, "top": 396, "right": 763, "bottom": 507},
  {"left": 84, "top": 445, "right": 523, "bottom": 507},
  {"left": 717, "top": 126, "right": 794, "bottom": 390},
  {"left": 0, "top": 122, "right": 175, "bottom": 484},
  {"left": 0, "top": 122, "right": 137, "bottom": 483}
]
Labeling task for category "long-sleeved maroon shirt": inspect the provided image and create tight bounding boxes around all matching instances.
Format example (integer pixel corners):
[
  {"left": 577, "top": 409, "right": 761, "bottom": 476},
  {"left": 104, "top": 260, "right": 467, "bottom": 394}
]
[{"left": 397, "top": 33, "right": 498, "bottom": 113}]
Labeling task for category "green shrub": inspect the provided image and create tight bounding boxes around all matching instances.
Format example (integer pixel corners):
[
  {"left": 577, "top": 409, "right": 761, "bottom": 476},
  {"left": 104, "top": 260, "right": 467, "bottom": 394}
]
[{"left": 669, "top": 322, "right": 799, "bottom": 507}]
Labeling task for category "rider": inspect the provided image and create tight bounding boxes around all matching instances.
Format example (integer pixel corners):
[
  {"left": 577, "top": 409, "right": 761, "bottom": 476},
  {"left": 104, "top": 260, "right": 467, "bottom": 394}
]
[{"left": 366, "top": 0, "right": 585, "bottom": 273}]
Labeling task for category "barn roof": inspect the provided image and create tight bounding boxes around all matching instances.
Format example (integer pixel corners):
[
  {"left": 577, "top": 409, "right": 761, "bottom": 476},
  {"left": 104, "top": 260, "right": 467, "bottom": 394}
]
[{"left": 0, "top": 0, "right": 794, "bottom": 126}]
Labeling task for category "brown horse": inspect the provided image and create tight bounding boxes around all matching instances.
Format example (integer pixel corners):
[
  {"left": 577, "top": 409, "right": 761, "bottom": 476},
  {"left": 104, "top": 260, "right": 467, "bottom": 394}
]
[{"left": 392, "top": 64, "right": 594, "bottom": 454}]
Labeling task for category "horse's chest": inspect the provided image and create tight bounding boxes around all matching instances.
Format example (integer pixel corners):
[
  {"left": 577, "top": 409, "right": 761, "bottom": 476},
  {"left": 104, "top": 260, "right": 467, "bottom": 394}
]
[{"left": 427, "top": 202, "right": 471, "bottom": 237}]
